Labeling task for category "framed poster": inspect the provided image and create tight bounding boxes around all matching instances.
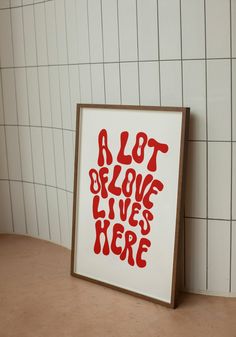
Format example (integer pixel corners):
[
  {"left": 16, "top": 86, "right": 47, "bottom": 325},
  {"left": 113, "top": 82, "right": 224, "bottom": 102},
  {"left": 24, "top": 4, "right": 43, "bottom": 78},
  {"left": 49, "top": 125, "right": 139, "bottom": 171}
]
[{"left": 71, "top": 104, "right": 189, "bottom": 308}]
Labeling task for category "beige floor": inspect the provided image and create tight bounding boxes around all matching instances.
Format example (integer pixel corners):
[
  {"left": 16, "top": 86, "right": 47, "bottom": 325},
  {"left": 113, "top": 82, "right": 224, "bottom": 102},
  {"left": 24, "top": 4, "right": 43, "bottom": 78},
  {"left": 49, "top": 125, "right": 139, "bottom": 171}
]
[{"left": 0, "top": 234, "right": 236, "bottom": 337}]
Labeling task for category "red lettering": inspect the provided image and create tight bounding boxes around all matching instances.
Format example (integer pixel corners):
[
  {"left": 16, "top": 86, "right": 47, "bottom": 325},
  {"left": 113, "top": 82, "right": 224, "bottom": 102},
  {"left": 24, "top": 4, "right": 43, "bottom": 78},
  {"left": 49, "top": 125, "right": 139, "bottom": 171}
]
[
  {"left": 108, "top": 198, "right": 115, "bottom": 220},
  {"left": 94, "top": 219, "right": 110, "bottom": 255},
  {"left": 132, "top": 132, "right": 147, "bottom": 164},
  {"left": 143, "top": 179, "right": 164, "bottom": 209},
  {"left": 111, "top": 223, "right": 124, "bottom": 255},
  {"left": 108, "top": 165, "right": 122, "bottom": 196},
  {"left": 92, "top": 195, "right": 105, "bottom": 219},
  {"left": 136, "top": 238, "right": 151, "bottom": 268},
  {"left": 89, "top": 169, "right": 100, "bottom": 194},
  {"left": 129, "top": 202, "right": 141, "bottom": 227},
  {"left": 99, "top": 167, "right": 109, "bottom": 198},
  {"left": 147, "top": 138, "right": 168, "bottom": 172},
  {"left": 120, "top": 231, "right": 137, "bottom": 266},
  {"left": 98, "top": 129, "right": 113, "bottom": 166},
  {"left": 135, "top": 174, "right": 153, "bottom": 202},
  {"left": 119, "top": 198, "right": 131, "bottom": 221},
  {"left": 139, "top": 210, "right": 153, "bottom": 235},
  {"left": 117, "top": 131, "right": 132, "bottom": 164},
  {"left": 122, "top": 168, "right": 136, "bottom": 197}
]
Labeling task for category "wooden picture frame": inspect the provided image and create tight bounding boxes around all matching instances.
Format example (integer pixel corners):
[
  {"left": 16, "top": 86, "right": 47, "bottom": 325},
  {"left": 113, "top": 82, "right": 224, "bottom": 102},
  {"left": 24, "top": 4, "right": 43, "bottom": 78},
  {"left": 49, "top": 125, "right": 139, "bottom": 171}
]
[{"left": 71, "top": 104, "right": 189, "bottom": 308}]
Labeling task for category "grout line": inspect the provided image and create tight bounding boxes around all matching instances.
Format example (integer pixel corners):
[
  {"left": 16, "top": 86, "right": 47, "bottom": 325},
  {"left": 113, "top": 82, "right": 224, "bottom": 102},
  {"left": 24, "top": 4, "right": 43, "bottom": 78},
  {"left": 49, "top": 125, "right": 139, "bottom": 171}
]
[
  {"left": 100, "top": 0, "right": 106, "bottom": 104},
  {"left": 0, "top": 0, "right": 53, "bottom": 11},
  {"left": 204, "top": 0, "right": 209, "bottom": 291},
  {"left": 0, "top": 123, "right": 75, "bottom": 132},
  {"left": 21, "top": 0, "right": 41, "bottom": 238},
  {"left": 9, "top": 5, "right": 28, "bottom": 235},
  {"left": 0, "top": 70, "right": 15, "bottom": 233},
  {"left": 63, "top": 0, "right": 75, "bottom": 245},
  {"left": 43, "top": 0, "right": 56, "bottom": 241},
  {"left": 187, "top": 139, "right": 235, "bottom": 143},
  {"left": 185, "top": 216, "right": 234, "bottom": 222},
  {"left": 0, "top": 178, "right": 73, "bottom": 194},
  {"left": 179, "top": 0, "right": 185, "bottom": 289},
  {"left": 156, "top": 0, "right": 162, "bottom": 106},
  {"left": 135, "top": 0, "right": 141, "bottom": 106},
  {"left": 64, "top": 1, "right": 74, "bottom": 133},
  {"left": 10, "top": 5, "right": 28, "bottom": 234},
  {"left": 116, "top": 0, "right": 122, "bottom": 104},
  {"left": 53, "top": 0, "right": 67, "bottom": 244},
  {"left": 86, "top": 0, "right": 93, "bottom": 103},
  {"left": 229, "top": 0, "right": 233, "bottom": 293},
  {"left": 0, "top": 125, "right": 233, "bottom": 142},
  {"left": 33, "top": 1, "right": 52, "bottom": 239},
  {"left": 1, "top": 57, "right": 236, "bottom": 70}
]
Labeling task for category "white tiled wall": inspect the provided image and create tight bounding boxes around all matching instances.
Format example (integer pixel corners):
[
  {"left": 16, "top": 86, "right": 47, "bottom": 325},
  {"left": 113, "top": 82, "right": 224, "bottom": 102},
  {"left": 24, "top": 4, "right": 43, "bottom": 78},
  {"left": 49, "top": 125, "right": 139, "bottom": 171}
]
[{"left": 0, "top": 0, "right": 235, "bottom": 297}]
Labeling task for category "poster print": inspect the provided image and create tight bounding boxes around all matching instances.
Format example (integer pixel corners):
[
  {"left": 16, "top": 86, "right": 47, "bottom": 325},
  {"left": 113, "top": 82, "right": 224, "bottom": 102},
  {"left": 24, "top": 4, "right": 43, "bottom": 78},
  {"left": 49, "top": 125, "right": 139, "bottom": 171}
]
[{"left": 71, "top": 104, "right": 189, "bottom": 308}]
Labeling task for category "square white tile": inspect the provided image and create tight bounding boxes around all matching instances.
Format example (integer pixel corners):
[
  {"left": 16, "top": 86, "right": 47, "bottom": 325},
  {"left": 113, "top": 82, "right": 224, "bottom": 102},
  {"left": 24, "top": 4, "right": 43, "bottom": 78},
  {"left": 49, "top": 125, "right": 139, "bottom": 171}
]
[
  {"left": 31, "top": 127, "right": 45, "bottom": 184},
  {"left": 232, "top": 0, "right": 236, "bottom": 58},
  {"left": 78, "top": 64, "right": 92, "bottom": 104},
  {"left": 58, "top": 66, "right": 72, "bottom": 130},
  {"left": 54, "top": 0, "right": 68, "bottom": 64},
  {"left": 45, "top": 1, "right": 58, "bottom": 64},
  {"left": 208, "top": 220, "right": 230, "bottom": 293},
  {"left": 233, "top": 60, "right": 236, "bottom": 141},
  {"left": 76, "top": 0, "right": 90, "bottom": 63},
  {"left": 5, "top": 126, "right": 22, "bottom": 180},
  {"left": 185, "top": 142, "right": 207, "bottom": 218},
  {"left": 19, "top": 126, "right": 34, "bottom": 182},
  {"left": 232, "top": 143, "right": 236, "bottom": 220},
  {"left": 47, "top": 186, "right": 61, "bottom": 244},
  {"left": 38, "top": 67, "right": 51, "bottom": 128},
  {"left": 26, "top": 67, "right": 41, "bottom": 126},
  {"left": 0, "top": 9, "right": 13, "bottom": 67},
  {"left": 139, "top": 61, "right": 160, "bottom": 105},
  {"left": 34, "top": 2, "right": 47, "bottom": 65},
  {"left": 0, "top": 126, "right": 8, "bottom": 179},
  {"left": 68, "top": 65, "right": 80, "bottom": 130},
  {"left": 48, "top": 66, "right": 62, "bottom": 128},
  {"left": 1, "top": 69, "right": 17, "bottom": 125},
  {"left": 185, "top": 218, "right": 207, "bottom": 292},
  {"left": 23, "top": 182, "right": 38, "bottom": 237},
  {"left": 63, "top": 130, "right": 74, "bottom": 192},
  {"left": 231, "top": 221, "right": 236, "bottom": 293},
  {"left": 15, "top": 68, "right": 29, "bottom": 125},
  {"left": 206, "top": 0, "right": 230, "bottom": 58},
  {"left": 102, "top": 0, "right": 119, "bottom": 62},
  {"left": 181, "top": 0, "right": 205, "bottom": 59},
  {"left": 208, "top": 142, "right": 231, "bottom": 219},
  {"left": 137, "top": 0, "right": 158, "bottom": 61},
  {"left": 207, "top": 60, "right": 231, "bottom": 141},
  {"left": 88, "top": 0, "right": 103, "bottom": 63},
  {"left": 22, "top": 5, "right": 37, "bottom": 66},
  {"left": 11, "top": 7, "right": 25, "bottom": 67},
  {"left": 58, "top": 189, "right": 70, "bottom": 248},
  {"left": 0, "top": 181, "right": 13, "bottom": 233},
  {"left": 183, "top": 60, "right": 206, "bottom": 140},
  {"left": 91, "top": 64, "right": 105, "bottom": 104},
  {"left": 42, "top": 128, "right": 56, "bottom": 187},
  {"left": 158, "top": 0, "right": 181, "bottom": 59},
  {"left": 10, "top": 181, "right": 26, "bottom": 234},
  {"left": 120, "top": 62, "right": 139, "bottom": 104},
  {"left": 160, "top": 61, "right": 182, "bottom": 106},
  {"left": 35, "top": 184, "right": 50, "bottom": 241},
  {"left": 104, "top": 63, "right": 121, "bottom": 104},
  {"left": 65, "top": 0, "right": 79, "bottom": 64},
  {"left": 118, "top": 0, "right": 138, "bottom": 61},
  {"left": 53, "top": 129, "right": 66, "bottom": 190}
]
